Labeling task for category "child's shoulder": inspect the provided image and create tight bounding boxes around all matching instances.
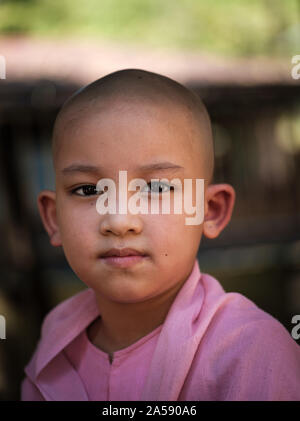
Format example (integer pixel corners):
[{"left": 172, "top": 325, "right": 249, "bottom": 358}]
[
  {"left": 40, "top": 287, "right": 96, "bottom": 338},
  {"left": 201, "top": 272, "right": 295, "bottom": 348},
  {"left": 181, "top": 273, "right": 300, "bottom": 401}
]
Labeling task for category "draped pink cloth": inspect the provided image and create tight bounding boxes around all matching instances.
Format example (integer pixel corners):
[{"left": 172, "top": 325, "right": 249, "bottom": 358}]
[{"left": 21, "top": 259, "right": 300, "bottom": 401}]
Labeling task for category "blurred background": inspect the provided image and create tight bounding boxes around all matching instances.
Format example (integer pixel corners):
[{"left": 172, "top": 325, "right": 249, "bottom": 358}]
[{"left": 0, "top": 0, "right": 300, "bottom": 401}]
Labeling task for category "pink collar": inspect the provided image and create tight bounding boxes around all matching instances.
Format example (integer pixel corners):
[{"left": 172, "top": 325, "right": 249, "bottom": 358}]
[
  {"left": 25, "top": 259, "right": 226, "bottom": 400},
  {"left": 26, "top": 288, "right": 100, "bottom": 380}
]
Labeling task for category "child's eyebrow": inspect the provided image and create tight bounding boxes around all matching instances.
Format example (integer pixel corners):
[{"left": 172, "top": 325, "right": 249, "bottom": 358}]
[
  {"left": 138, "top": 162, "right": 184, "bottom": 173},
  {"left": 61, "top": 162, "right": 184, "bottom": 176}
]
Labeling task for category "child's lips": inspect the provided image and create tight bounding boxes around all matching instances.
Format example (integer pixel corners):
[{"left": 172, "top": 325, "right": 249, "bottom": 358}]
[
  {"left": 100, "top": 255, "right": 147, "bottom": 268},
  {"left": 99, "top": 248, "right": 148, "bottom": 268}
]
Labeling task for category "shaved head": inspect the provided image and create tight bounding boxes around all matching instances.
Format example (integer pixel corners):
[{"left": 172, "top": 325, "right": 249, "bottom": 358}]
[{"left": 52, "top": 69, "right": 214, "bottom": 184}]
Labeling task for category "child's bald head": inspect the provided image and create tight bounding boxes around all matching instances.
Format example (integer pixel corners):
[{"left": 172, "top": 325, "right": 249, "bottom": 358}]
[{"left": 52, "top": 69, "right": 214, "bottom": 185}]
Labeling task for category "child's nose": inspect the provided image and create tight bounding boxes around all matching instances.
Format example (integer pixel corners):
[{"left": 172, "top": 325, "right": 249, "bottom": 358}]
[{"left": 99, "top": 213, "right": 143, "bottom": 237}]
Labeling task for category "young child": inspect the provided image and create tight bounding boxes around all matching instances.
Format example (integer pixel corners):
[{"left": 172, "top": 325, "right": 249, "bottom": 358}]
[{"left": 21, "top": 69, "right": 300, "bottom": 401}]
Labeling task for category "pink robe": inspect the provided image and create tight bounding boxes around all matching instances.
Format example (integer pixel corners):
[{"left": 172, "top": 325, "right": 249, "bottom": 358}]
[{"left": 21, "top": 259, "right": 300, "bottom": 400}]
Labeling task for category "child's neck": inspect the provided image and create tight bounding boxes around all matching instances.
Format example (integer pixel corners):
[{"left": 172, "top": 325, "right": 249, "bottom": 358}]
[{"left": 87, "top": 279, "right": 185, "bottom": 359}]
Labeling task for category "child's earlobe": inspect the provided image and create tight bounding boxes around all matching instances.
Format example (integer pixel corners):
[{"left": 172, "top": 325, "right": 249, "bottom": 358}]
[
  {"left": 203, "top": 220, "right": 219, "bottom": 239},
  {"left": 203, "top": 184, "right": 235, "bottom": 239},
  {"left": 49, "top": 231, "right": 62, "bottom": 247},
  {"left": 37, "top": 190, "right": 62, "bottom": 247}
]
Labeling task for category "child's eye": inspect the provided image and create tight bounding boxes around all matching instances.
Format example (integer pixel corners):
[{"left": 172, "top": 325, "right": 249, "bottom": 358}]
[
  {"left": 71, "top": 185, "right": 102, "bottom": 197},
  {"left": 142, "top": 181, "right": 174, "bottom": 194}
]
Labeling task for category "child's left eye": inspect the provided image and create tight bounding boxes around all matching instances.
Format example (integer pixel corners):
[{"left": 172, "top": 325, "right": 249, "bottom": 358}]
[
  {"left": 141, "top": 181, "right": 174, "bottom": 194},
  {"left": 71, "top": 185, "right": 101, "bottom": 196}
]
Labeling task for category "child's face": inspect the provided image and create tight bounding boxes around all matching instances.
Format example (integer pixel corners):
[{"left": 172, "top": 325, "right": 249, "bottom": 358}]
[{"left": 52, "top": 99, "right": 208, "bottom": 303}]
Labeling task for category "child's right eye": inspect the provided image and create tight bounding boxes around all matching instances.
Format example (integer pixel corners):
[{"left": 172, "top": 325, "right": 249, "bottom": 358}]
[{"left": 71, "top": 185, "right": 103, "bottom": 197}]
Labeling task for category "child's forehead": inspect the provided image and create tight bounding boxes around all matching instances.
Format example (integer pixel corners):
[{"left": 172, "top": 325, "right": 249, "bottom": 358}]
[
  {"left": 55, "top": 115, "right": 211, "bottom": 191},
  {"left": 58, "top": 99, "right": 203, "bottom": 160},
  {"left": 59, "top": 105, "right": 192, "bottom": 159},
  {"left": 57, "top": 96, "right": 193, "bottom": 147}
]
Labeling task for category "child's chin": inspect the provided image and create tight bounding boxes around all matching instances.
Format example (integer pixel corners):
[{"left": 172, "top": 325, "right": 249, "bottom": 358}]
[{"left": 103, "top": 285, "right": 158, "bottom": 304}]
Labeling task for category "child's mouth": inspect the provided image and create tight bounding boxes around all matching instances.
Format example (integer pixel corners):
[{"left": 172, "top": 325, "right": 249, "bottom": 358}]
[
  {"left": 100, "top": 255, "right": 147, "bottom": 268},
  {"left": 99, "top": 248, "right": 148, "bottom": 268}
]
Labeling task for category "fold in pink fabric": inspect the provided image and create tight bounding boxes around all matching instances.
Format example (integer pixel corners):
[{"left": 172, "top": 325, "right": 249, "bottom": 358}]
[{"left": 21, "top": 259, "right": 300, "bottom": 401}]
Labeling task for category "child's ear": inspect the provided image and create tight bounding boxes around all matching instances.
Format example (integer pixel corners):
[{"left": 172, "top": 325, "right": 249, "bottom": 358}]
[
  {"left": 203, "top": 184, "right": 235, "bottom": 239},
  {"left": 37, "top": 190, "right": 62, "bottom": 247}
]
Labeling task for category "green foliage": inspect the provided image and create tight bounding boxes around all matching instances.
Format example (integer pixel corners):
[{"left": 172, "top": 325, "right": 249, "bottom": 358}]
[{"left": 0, "top": 0, "right": 299, "bottom": 57}]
